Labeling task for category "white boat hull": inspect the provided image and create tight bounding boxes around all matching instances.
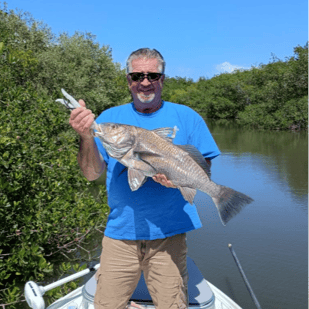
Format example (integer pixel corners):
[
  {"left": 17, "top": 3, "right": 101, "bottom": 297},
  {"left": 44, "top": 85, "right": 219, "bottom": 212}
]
[{"left": 45, "top": 257, "right": 241, "bottom": 309}]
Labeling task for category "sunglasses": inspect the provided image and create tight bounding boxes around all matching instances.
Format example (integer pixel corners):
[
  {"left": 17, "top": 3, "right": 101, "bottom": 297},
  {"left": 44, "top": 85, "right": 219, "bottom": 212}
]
[{"left": 128, "top": 72, "right": 163, "bottom": 82}]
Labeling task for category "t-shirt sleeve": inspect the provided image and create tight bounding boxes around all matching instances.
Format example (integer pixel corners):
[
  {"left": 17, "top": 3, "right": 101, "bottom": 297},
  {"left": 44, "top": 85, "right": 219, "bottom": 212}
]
[{"left": 189, "top": 114, "right": 221, "bottom": 160}]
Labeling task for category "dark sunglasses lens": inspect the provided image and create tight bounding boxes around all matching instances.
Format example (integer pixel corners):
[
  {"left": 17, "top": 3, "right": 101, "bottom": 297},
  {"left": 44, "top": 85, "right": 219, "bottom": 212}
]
[
  {"left": 130, "top": 73, "right": 143, "bottom": 81},
  {"left": 130, "top": 73, "right": 162, "bottom": 82},
  {"left": 148, "top": 73, "right": 161, "bottom": 81}
]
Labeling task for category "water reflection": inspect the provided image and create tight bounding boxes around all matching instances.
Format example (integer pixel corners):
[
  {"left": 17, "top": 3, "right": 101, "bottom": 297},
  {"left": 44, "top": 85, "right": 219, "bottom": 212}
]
[
  {"left": 207, "top": 119, "right": 308, "bottom": 205},
  {"left": 188, "top": 119, "right": 308, "bottom": 309}
]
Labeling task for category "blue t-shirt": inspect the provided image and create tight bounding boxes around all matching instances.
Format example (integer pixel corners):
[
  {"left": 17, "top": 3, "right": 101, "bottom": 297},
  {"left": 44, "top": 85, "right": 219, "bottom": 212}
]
[{"left": 94, "top": 101, "right": 221, "bottom": 240}]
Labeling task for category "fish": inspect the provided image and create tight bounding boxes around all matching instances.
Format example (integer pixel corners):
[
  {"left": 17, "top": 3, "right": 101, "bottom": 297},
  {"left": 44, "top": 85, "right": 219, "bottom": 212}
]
[
  {"left": 56, "top": 89, "right": 253, "bottom": 225},
  {"left": 92, "top": 122, "right": 254, "bottom": 225}
]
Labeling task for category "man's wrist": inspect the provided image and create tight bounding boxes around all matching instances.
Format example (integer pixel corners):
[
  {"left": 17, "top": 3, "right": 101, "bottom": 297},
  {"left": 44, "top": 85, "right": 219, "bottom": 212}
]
[{"left": 80, "top": 134, "right": 94, "bottom": 142}]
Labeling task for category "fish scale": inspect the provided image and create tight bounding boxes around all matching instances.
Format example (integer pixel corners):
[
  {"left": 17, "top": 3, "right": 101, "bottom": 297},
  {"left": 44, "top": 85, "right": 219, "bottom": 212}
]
[
  {"left": 136, "top": 130, "right": 199, "bottom": 184},
  {"left": 136, "top": 129, "right": 209, "bottom": 190},
  {"left": 94, "top": 122, "right": 254, "bottom": 225}
]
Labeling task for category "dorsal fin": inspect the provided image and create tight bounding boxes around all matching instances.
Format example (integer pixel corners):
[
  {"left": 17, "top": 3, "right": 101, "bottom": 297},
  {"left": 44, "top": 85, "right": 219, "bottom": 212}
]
[
  {"left": 152, "top": 126, "right": 178, "bottom": 142},
  {"left": 176, "top": 144, "right": 211, "bottom": 178}
]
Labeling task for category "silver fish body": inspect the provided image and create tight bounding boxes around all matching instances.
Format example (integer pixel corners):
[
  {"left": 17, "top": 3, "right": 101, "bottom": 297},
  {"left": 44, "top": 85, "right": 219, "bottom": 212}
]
[{"left": 93, "top": 122, "right": 253, "bottom": 225}]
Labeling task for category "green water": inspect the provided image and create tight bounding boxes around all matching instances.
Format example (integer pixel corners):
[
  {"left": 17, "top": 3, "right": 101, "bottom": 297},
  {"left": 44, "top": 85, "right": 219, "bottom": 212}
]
[{"left": 187, "top": 120, "right": 308, "bottom": 308}]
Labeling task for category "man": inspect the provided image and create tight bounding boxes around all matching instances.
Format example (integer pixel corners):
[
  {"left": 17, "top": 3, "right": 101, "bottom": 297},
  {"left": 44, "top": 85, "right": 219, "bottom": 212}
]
[{"left": 69, "top": 48, "right": 220, "bottom": 309}]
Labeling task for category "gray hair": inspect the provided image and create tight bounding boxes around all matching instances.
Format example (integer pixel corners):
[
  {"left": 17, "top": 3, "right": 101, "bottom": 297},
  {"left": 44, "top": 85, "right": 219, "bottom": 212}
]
[{"left": 126, "top": 48, "right": 165, "bottom": 74}]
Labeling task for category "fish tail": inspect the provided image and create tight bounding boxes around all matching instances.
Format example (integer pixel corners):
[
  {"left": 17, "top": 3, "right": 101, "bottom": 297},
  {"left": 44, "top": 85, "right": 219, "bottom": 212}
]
[{"left": 211, "top": 185, "right": 253, "bottom": 226}]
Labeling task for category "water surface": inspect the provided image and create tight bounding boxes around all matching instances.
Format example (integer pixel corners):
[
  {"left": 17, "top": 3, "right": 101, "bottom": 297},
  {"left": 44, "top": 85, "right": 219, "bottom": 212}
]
[{"left": 187, "top": 120, "right": 308, "bottom": 308}]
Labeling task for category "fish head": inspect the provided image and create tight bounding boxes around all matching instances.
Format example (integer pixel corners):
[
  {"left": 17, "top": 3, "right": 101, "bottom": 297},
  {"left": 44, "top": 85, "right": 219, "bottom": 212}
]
[{"left": 93, "top": 123, "right": 135, "bottom": 159}]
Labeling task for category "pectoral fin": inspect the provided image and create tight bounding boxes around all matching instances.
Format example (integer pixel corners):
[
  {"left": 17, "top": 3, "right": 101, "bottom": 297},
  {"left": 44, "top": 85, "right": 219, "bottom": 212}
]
[
  {"left": 121, "top": 149, "right": 156, "bottom": 177},
  {"left": 128, "top": 168, "right": 147, "bottom": 191},
  {"left": 179, "top": 187, "right": 197, "bottom": 205}
]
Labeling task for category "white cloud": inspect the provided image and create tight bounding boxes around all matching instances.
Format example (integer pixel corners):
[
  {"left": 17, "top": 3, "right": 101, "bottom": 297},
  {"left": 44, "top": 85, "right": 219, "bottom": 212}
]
[{"left": 216, "top": 62, "right": 249, "bottom": 74}]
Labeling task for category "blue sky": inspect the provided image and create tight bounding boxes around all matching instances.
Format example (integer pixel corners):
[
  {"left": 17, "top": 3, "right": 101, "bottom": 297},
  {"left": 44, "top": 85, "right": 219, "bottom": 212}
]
[{"left": 4, "top": 0, "right": 307, "bottom": 81}]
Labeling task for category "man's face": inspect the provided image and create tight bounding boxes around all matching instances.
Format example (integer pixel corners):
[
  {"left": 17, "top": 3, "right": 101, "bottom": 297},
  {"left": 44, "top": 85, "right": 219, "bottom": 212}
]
[{"left": 127, "top": 58, "right": 164, "bottom": 105}]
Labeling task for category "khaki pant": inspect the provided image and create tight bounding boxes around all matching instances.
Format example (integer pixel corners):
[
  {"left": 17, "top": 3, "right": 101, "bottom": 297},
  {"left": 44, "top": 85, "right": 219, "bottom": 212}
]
[{"left": 94, "top": 234, "right": 188, "bottom": 309}]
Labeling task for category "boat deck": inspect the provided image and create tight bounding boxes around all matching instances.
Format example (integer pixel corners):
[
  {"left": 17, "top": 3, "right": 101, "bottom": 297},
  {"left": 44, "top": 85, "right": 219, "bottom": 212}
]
[{"left": 46, "top": 257, "right": 242, "bottom": 309}]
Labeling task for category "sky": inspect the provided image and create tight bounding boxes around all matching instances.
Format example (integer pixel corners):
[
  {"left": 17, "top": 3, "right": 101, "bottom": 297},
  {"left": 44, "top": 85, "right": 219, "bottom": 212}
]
[{"left": 3, "top": 0, "right": 308, "bottom": 81}]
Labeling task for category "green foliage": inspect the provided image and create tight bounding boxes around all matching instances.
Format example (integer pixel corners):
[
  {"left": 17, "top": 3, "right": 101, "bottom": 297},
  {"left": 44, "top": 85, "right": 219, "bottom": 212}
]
[
  {"left": 0, "top": 2, "right": 130, "bottom": 113},
  {"left": 162, "top": 77, "right": 193, "bottom": 105},
  {"left": 0, "top": 83, "right": 109, "bottom": 283},
  {"left": 162, "top": 43, "right": 308, "bottom": 130},
  {"left": 1, "top": 285, "right": 22, "bottom": 306},
  {"left": 238, "top": 96, "right": 308, "bottom": 130},
  {"left": 0, "top": 3, "right": 115, "bottom": 307},
  {"left": 33, "top": 31, "right": 130, "bottom": 114},
  {"left": 44, "top": 262, "right": 87, "bottom": 306}
]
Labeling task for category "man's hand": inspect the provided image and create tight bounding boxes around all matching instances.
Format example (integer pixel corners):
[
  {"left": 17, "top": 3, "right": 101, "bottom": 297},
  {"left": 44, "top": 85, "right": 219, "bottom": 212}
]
[
  {"left": 69, "top": 99, "right": 95, "bottom": 140},
  {"left": 152, "top": 174, "right": 176, "bottom": 188}
]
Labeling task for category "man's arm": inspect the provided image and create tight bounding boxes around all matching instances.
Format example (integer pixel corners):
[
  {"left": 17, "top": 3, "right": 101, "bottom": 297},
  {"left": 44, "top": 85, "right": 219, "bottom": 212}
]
[
  {"left": 69, "top": 99, "right": 105, "bottom": 181},
  {"left": 77, "top": 136, "right": 106, "bottom": 181}
]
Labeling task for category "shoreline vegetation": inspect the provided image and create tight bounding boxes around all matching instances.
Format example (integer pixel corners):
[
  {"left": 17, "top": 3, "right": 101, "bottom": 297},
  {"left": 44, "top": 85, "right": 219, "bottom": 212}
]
[{"left": 0, "top": 2, "right": 307, "bottom": 308}]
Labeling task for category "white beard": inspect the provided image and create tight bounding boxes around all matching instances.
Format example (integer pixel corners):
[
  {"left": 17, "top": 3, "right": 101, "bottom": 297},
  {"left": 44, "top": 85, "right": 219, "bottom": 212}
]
[{"left": 137, "top": 93, "right": 155, "bottom": 103}]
